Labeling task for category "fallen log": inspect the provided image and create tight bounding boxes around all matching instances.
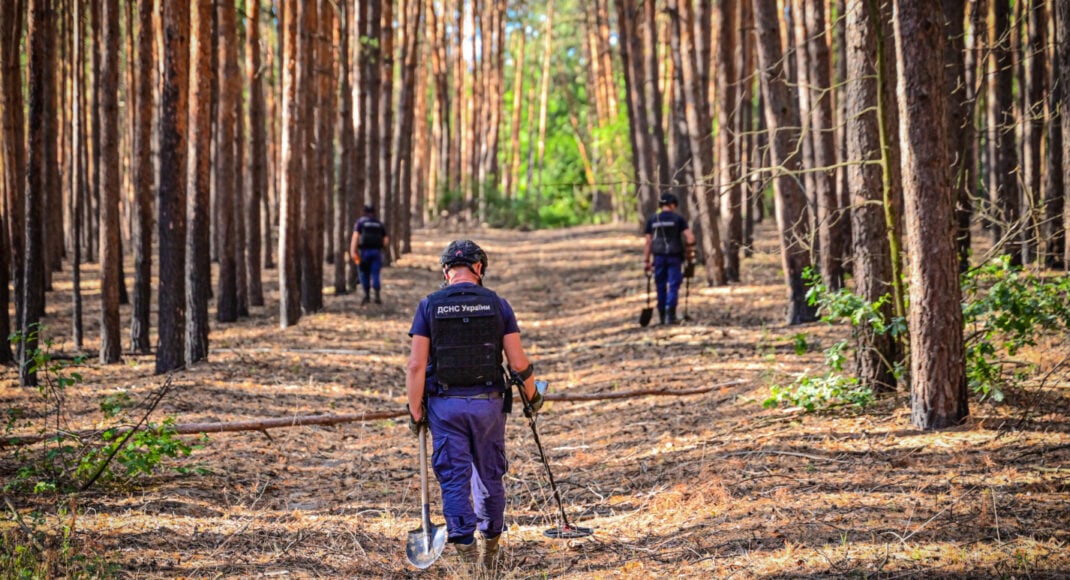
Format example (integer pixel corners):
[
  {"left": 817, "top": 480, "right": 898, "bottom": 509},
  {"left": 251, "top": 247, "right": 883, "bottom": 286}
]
[{"left": 0, "top": 379, "right": 746, "bottom": 447}]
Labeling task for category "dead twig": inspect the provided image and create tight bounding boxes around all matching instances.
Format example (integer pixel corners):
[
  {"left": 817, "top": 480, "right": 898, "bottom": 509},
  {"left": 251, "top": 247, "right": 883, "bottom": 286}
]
[{"left": 3, "top": 496, "right": 47, "bottom": 553}]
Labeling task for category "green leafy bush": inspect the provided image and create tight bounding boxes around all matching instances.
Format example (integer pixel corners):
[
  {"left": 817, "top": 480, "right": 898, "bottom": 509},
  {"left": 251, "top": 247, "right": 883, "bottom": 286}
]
[{"left": 961, "top": 256, "right": 1070, "bottom": 401}]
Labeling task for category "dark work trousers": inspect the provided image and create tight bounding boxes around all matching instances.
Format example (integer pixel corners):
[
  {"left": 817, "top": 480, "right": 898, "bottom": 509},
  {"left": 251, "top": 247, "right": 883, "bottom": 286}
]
[
  {"left": 653, "top": 254, "right": 683, "bottom": 311},
  {"left": 358, "top": 249, "right": 383, "bottom": 293},
  {"left": 427, "top": 395, "right": 508, "bottom": 542}
]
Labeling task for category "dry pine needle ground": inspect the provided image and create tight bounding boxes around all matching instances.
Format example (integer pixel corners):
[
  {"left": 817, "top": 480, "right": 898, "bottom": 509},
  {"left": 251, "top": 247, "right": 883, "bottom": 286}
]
[{"left": 2, "top": 224, "right": 1069, "bottom": 578}]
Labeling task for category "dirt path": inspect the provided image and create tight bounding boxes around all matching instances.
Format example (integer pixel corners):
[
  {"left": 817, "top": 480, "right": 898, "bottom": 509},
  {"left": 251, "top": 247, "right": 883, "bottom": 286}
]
[{"left": 3, "top": 224, "right": 1069, "bottom": 578}]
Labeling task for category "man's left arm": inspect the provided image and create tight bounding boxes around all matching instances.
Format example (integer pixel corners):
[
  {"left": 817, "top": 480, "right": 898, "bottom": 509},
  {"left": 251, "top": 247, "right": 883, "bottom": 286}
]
[{"left": 503, "top": 332, "right": 536, "bottom": 401}]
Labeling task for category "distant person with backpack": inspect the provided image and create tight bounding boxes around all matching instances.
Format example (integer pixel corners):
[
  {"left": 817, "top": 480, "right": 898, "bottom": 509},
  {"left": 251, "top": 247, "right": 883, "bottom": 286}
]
[
  {"left": 405, "top": 239, "right": 541, "bottom": 573},
  {"left": 644, "top": 192, "right": 696, "bottom": 325},
  {"left": 349, "top": 204, "right": 389, "bottom": 304}
]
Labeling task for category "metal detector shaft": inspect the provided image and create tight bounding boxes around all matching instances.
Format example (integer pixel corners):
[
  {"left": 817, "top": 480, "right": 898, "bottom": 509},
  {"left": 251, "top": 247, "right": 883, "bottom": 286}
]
[{"left": 514, "top": 377, "right": 574, "bottom": 531}]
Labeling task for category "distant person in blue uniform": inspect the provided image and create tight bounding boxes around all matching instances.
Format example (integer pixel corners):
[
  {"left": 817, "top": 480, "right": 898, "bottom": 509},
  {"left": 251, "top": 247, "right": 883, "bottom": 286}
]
[
  {"left": 644, "top": 192, "right": 696, "bottom": 325},
  {"left": 349, "top": 204, "right": 389, "bottom": 305},
  {"left": 405, "top": 240, "right": 541, "bottom": 573}
]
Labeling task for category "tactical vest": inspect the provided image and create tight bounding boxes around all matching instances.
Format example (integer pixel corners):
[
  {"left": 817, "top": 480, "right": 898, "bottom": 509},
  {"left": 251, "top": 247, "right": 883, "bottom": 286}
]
[
  {"left": 428, "top": 285, "right": 506, "bottom": 393},
  {"left": 358, "top": 218, "right": 385, "bottom": 249},
  {"left": 650, "top": 213, "right": 683, "bottom": 256}
]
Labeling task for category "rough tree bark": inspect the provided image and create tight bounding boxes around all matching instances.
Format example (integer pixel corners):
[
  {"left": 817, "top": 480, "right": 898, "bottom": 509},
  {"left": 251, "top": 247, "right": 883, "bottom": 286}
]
[
  {"left": 1044, "top": 2, "right": 1064, "bottom": 269},
  {"left": 667, "top": 0, "right": 726, "bottom": 286},
  {"left": 279, "top": 0, "right": 302, "bottom": 327},
  {"left": 988, "top": 0, "right": 1021, "bottom": 263},
  {"left": 894, "top": 0, "right": 969, "bottom": 430},
  {"left": 805, "top": 0, "right": 845, "bottom": 290},
  {"left": 752, "top": 0, "right": 818, "bottom": 324},
  {"left": 1060, "top": 1, "right": 1070, "bottom": 270},
  {"left": 299, "top": 0, "right": 322, "bottom": 314},
  {"left": 130, "top": 0, "right": 153, "bottom": 353},
  {"left": 715, "top": 0, "right": 742, "bottom": 282},
  {"left": 845, "top": 0, "right": 897, "bottom": 393},
  {"left": 98, "top": 0, "right": 122, "bottom": 364},
  {"left": 1, "top": 0, "right": 27, "bottom": 361},
  {"left": 156, "top": 0, "right": 189, "bottom": 374},
  {"left": 216, "top": 0, "right": 240, "bottom": 323},
  {"left": 246, "top": 0, "right": 266, "bottom": 306}
]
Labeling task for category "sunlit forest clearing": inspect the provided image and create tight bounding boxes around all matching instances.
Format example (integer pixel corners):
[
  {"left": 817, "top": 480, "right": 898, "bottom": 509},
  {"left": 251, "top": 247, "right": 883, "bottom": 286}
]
[{"left": 2, "top": 0, "right": 1070, "bottom": 577}]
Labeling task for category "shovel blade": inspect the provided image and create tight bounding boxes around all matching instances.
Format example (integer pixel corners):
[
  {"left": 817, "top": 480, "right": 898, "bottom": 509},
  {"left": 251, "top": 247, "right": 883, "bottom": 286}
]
[
  {"left": 405, "top": 524, "right": 447, "bottom": 569},
  {"left": 639, "top": 307, "right": 653, "bottom": 327}
]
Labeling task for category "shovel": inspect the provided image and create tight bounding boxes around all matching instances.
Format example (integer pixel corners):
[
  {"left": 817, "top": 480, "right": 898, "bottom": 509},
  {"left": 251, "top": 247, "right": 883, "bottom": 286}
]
[
  {"left": 639, "top": 273, "right": 653, "bottom": 327},
  {"left": 405, "top": 425, "right": 447, "bottom": 569}
]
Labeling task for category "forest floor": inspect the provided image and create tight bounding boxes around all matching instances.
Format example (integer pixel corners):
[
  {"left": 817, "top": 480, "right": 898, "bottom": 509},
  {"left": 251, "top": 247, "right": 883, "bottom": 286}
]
[{"left": 2, "top": 223, "right": 1070, "bottom": 579}]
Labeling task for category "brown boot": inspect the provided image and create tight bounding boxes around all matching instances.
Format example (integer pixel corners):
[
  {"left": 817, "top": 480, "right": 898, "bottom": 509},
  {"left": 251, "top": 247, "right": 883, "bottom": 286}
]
[
  {"left": 482, "top": 535, "right": 501, "bottom": 575},
  {"left": 454, "top": 539, "right": 478, "bottom": 566}
]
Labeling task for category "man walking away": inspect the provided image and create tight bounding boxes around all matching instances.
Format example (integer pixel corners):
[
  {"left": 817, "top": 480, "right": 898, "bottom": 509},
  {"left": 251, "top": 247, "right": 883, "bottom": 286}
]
[
  {"left": 406, "top": 240, "right": 542, "bottom": 575},
  {"left": 644, "top": 192, "right": 696, "bottom": 325},
  {"left": 349, "top": 204, "right": 390, "bottom": 304}
]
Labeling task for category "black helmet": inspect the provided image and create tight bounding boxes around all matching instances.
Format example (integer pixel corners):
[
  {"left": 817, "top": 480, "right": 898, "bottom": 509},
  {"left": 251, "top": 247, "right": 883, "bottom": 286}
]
[
  {"left": 659, "top": 192, "right": 679, "bottom": 207},
  {"left": 440, "top": 239, "right": 488, "bottom": 276},
  {"left": 363, "top": 203, "right": 376, "bottom": 214}
]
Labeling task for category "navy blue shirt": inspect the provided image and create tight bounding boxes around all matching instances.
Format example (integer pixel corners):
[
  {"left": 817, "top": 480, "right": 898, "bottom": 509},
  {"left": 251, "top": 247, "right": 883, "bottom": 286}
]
[{"left": 409, "top": 282, "right": 521, "bottom": 391}]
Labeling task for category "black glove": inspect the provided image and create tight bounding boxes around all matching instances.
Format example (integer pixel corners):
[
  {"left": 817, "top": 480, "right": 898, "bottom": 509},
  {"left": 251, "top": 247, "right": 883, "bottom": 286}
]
[
  {"left": 683, "top": 261, "right": 695, "bottom": 279},
  {"left": 524, "top": 391, "right": 544, "bottom": 418},
  {"left": 406, "top": 403, "right": 427, "bottom": 436},
  {"left": 685, "top": 244, "right": 696, "bottom": 263}
]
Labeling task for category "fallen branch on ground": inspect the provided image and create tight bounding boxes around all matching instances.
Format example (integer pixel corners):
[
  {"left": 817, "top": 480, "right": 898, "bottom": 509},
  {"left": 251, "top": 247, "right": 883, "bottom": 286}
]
[{"left": 0, "top": 379, "right": 746, "bottom": 447}]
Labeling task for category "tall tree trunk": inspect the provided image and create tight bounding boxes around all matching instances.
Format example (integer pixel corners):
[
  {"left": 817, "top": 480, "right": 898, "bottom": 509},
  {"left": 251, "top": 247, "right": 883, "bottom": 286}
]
[
  {"left": 846, "top": 0, "right": 897, "bottom": 393},
  {"left": 393, "top": 0, "right": 423, "bottom": 258},
  {"left": 790, "top": 0, "right": 819, "bottom": 245},
  {"left": 350, "top": 0, "right": 367, "bottom": 291},
  {"left": 989, "top": 0, "right": 1021, "bottom": 263},
  {"left": 186, "top": 0, "right": 213, "bottom": 363},
  {"left": 130, "top": 0, "right": 153, "bottom": 353},
  {"left": 752, "top": 0, "right": 818, "bottom": 324},
  {"left": 70, "top": 0, "right": 85, "bottom": 352},
  {"left": 335, "top": 0, "right": 352, "bottom": 295},
  {"left": 614, "top": 0, "right": 657, "bottom": 221},
  {"left": 378, "top": 0, "right": 394, "bottom": 260},
  {"left": 1, "top": 0, "right": 27, "bottom": 346},
  {"left": 894, "top": 0, "right": 969, "bottom": 430},
  {"left": 366, "top": 0, "right": 382, "bottom": 213},
  {"left": 299, "top": 0, "right": 322, "bottom": 314},
  {"left": 156, "top": 0, "right": 189, "bottom": 374},
  {"left": 641, "top": 0, "right": 669, "bottom": 191},
  {"left": 715, "top": 0, "right": 742, "bottom": 282},
  {"left": 246, "top": 0, "right": 266, "bottom": 306},
  {"left": 1044, "top": 2, "right": 1064, "bottom": 269},
  {"left": 532, "top": 0, "right": 555, "bottom": 202},
  {"left": 1059, "top": 1, "right": 1070, "bottom": 270},
  {"left": 834, "top": 0, "right": 851, "bottom": 264},
  {"left": 98, "top": 0, "right": 122, "bottom": 363},
  {"left": 503, "top": 24, "right": 525, "bottom": 201},
  {"left": 216, "top": 0, "right": 239, "bottom": 323},
  {"left": 805, "top": 0, "right": 844, "bottom": 289},
  {"left": 668, "top": 0, "right": 725, "bottom": 286},
  {"left": 279, "top": 0, "right": 302, "bottom": 326},
  {"left": 1022, "top": 0, "right": 1046, "bottom": 265},
  {"left": 22, "top": 0, "right": 55, "bottom": 385}
]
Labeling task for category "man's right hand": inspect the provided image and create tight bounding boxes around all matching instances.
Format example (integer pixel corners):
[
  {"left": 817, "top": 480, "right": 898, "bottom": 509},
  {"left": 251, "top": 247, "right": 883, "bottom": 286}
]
[{"left": 406, "top": 403, "right": 426, "bottom": 436}]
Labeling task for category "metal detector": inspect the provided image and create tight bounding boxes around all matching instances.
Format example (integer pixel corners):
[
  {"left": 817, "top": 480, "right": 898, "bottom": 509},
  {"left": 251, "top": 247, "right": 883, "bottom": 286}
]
[
  {"left": 683, "top": 262, "right": 693, "bottom": 321},
  {"left": 405, "top": 425, "right": 447, "bottom": 569},
  {"left": 511, "top": 373, "right": 594, "bottom": 539}
]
